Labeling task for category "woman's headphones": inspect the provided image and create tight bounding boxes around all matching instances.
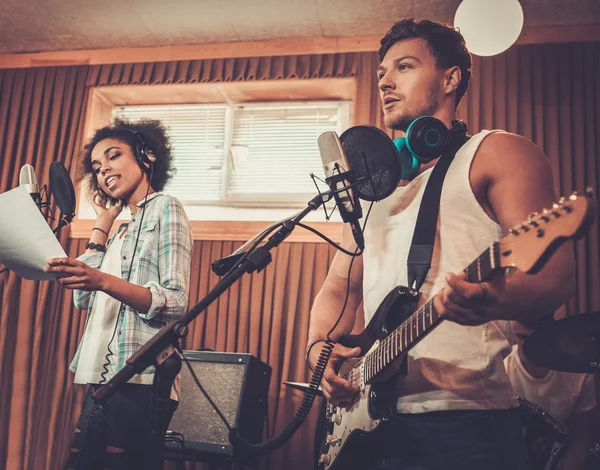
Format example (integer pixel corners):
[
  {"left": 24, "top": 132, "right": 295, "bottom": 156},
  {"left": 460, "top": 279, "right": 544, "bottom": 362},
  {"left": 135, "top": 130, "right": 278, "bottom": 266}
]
[
  {"left": 393, "top": 116, "right": 468, "bottom": 180},
  {"left": 123, "top": 128, "right": 157, "bottom": 173}
]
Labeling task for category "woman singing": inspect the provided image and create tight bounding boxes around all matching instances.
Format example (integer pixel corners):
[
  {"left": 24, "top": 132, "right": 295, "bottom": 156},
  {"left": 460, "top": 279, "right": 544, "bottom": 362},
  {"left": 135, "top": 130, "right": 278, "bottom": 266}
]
[{"left": 47, "top": 118, "right": 193, "bottom": 470}]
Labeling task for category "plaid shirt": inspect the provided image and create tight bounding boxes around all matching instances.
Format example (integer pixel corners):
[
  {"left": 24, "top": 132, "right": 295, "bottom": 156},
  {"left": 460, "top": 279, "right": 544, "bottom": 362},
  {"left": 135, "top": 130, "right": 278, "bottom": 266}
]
[{"left": 70, "top": 192, "right": 193, "bottom": 377}]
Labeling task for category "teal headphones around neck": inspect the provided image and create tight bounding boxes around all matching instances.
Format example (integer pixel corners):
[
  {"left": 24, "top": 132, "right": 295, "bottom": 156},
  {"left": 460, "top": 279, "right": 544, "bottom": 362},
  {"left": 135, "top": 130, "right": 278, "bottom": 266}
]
[{"left": 393, "top": 116, "right": 467, "bottom": 180}]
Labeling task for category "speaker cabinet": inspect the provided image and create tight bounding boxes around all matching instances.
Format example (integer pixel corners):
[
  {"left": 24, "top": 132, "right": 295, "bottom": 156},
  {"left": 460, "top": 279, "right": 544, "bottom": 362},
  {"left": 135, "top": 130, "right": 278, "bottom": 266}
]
[{"left": 165, "top": 350, "right": 271, "bottom": 465}]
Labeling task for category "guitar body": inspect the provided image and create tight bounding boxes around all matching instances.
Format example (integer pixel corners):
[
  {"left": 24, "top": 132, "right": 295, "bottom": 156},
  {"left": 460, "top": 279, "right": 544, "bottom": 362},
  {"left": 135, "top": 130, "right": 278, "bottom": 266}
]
[{"left": 315, "top": 286, "right": 419, "bottom": 470}]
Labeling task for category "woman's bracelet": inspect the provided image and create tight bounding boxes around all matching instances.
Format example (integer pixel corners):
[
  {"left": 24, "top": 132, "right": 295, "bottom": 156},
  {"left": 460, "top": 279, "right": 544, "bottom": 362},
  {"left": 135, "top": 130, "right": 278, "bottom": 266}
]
[
  {"left": 92, "top": 227, "right": 109, "bottom": 237},
  {"left": 305, "top": 339, "right": 325, "bottom": 371},
  {"left": 85, "top": 241, "right": 107, "bottom": 253}
]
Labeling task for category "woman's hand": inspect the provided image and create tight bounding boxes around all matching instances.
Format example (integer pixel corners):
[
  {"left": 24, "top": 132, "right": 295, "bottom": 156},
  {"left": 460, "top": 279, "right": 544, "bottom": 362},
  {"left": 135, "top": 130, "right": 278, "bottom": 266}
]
[
  {"left": 90, "top": 189, "right": 123, "bottom": 227},
  {"left": 45, "top": 258, "right": 108, "bottom": 292}
]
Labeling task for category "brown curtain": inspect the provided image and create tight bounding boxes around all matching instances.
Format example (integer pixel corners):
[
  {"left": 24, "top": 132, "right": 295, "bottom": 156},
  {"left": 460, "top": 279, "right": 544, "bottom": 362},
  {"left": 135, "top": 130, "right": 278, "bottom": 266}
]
[
  {"left": 0, "top": 66, "right": 90, "bottom": 470},
  {"left": 1, "top": 42, "right": 600, "bottom": 470},
  {"left": 0, "top": 53, "right": 361, "bottom": 470}
]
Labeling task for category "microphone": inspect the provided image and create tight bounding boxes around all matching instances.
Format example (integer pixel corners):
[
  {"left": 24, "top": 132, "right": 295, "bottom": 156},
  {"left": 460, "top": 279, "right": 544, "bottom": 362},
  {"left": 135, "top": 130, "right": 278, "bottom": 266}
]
[
  {"left": 19, "top": 164, "right": 41, "bottom": 208},
  {"left": 317, "top": 131, "right": 365, "bottom": 251}
]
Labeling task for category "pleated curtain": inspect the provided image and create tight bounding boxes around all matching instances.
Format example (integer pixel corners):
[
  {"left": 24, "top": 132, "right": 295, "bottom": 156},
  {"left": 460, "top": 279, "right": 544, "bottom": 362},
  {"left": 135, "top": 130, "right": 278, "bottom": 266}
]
[{"left": 1, "top": 43, "right": 599, "bottom": 470}]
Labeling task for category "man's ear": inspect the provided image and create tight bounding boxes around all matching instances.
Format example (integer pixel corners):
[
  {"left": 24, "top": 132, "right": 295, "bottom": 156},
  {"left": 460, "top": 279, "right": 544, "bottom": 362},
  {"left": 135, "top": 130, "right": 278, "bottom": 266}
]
[{"left": 444, "top": 66, "right": 462, "bottom": 96}]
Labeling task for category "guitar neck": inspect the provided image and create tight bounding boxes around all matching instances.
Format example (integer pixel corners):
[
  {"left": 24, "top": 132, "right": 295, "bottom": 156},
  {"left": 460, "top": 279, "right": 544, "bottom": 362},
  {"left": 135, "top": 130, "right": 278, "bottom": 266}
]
[{"left": 364, "top": 242, "right": 501, "bottom": 383}]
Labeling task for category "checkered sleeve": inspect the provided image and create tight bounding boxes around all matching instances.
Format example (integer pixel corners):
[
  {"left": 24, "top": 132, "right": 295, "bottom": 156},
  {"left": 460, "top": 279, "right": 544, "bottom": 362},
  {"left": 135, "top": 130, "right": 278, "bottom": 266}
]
[
  {"left": 73, "top": 250, "right": 106, "bottom": 310},
  {"left": 140, "top": 198, "right": 193, "bottom": 321}
]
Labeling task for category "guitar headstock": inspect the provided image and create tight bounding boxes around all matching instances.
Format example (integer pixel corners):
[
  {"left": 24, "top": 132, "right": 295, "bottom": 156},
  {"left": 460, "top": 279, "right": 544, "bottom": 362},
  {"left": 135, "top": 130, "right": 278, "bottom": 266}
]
[{"left": 498, "top": 189, "right": 597, "bottom": 274}]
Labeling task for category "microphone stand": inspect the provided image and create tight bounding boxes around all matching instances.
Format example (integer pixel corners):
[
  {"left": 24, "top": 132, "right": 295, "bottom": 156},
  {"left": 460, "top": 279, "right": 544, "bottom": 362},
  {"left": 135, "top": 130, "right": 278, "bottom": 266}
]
[
  {"left": 91, "top": 190, "right": 340, "bottom": 461},
  {"left": 92, "top": 191, "right": 334, "bottom": 403}
]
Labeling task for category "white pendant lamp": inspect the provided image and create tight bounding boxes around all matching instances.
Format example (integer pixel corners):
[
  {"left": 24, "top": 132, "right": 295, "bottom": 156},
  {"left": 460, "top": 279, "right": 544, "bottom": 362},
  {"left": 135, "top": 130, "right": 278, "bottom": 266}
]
[{"left": 454, "top": 0, "right": 524, "bottom": 56}]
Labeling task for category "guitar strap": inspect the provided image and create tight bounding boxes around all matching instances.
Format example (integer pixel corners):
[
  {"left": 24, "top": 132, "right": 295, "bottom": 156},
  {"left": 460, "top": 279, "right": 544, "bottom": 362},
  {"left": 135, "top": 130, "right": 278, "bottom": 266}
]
[{"left": 407, "top": 125, "right": 470, "bottom": 292}]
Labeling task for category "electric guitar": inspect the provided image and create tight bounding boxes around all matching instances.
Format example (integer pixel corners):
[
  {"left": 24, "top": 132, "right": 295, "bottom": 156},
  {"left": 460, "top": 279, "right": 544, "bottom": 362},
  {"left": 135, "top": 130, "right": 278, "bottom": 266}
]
[{"left": 316, "top": 190, "right": 597, "bottom": 470}]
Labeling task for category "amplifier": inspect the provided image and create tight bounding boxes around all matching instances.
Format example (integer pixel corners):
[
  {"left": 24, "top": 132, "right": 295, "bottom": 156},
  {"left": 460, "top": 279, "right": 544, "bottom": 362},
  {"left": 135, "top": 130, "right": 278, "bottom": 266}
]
[{"left": 164, "top": 350, "right": 271, "bottom": 465}]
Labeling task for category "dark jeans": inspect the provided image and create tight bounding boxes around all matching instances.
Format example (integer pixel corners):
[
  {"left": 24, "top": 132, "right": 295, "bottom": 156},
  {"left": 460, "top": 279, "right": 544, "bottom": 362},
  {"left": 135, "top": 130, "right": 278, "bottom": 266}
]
[
  {"left": 64, "top": 383, "right": 178, "bottom": 470},
  {"left": 377, "top": 408, "right": 530, "bottom": 470}
]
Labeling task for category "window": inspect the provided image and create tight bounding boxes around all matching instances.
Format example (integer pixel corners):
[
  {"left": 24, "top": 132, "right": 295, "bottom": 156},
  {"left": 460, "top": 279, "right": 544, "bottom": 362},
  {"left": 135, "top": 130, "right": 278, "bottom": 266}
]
[
  {"left": 113, "top": 101, "right": 351, "bottom": 206},
  {"left": 75, "top": 79, "right": 354, "bottom": 231}
]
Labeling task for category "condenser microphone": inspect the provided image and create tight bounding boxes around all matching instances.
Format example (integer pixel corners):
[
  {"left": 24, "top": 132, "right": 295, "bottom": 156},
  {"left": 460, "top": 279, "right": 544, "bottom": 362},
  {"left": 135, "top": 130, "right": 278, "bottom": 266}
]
[
  {"left": 19, "top": 164, "right": 42, "bottom": 208},
  {"left": 317, "top": 131, "right": 365, "bottom": 251}
]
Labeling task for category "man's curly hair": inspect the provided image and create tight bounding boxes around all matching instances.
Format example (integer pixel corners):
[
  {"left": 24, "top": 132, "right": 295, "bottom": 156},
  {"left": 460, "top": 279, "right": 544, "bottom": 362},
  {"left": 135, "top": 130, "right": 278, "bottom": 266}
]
[
  {"left": 78, "top": 118, "right": 175, "bottom": 198},
  {"left": 379, "top": 18, "right": 472, "bottom": 109}
]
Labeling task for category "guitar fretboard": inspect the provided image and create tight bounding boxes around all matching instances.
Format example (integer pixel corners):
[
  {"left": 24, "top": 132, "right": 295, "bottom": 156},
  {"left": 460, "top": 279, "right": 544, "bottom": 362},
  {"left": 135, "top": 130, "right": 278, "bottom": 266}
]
[{"left": 359, "top": 241, "right": 501, "bottom": 384}]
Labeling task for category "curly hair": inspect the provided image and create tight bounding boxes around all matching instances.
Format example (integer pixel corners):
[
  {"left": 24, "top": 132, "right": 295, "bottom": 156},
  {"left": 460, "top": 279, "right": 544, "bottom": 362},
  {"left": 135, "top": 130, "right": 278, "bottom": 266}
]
[
  {"left": 78, "top": 118, "right": 175, "bottom": 198},
  {"left": 379, "top": 18, "right": 472, "bottom": 109}
]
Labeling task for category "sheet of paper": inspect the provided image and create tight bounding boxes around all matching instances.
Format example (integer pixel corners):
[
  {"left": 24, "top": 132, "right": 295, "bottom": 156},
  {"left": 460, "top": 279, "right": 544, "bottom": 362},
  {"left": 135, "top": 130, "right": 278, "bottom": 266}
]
[{"left": 0, "top": 186, "right": 68, "bottom": 280}]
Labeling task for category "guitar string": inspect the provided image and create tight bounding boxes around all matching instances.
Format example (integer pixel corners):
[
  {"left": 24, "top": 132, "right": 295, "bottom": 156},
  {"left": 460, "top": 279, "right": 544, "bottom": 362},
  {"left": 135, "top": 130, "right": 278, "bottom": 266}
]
[
  {"left": 357, "top": 213, "right": 583, "bottom": 383},
  {"left": 348, "top": 244, "right": 497, "bottom": 387},
  {"left": 347, "top": 216, "right": 578, "bottom": 387}
]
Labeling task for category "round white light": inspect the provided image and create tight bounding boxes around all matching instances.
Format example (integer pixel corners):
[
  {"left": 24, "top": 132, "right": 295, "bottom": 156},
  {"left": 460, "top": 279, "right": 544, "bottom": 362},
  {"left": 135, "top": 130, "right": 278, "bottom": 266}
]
[{"left": 454, "top": 0, "right": 524, "bottom": 57}]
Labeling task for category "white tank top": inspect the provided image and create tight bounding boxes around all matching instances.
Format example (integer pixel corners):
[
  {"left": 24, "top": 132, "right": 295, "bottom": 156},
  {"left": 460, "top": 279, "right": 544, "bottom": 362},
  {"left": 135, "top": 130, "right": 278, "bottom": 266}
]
[
  {"left": 504, "top": 346, "right": 596, "bottom": 425},
  {"left": 362, "top": 129, "right": 518, "bottom": 413}
]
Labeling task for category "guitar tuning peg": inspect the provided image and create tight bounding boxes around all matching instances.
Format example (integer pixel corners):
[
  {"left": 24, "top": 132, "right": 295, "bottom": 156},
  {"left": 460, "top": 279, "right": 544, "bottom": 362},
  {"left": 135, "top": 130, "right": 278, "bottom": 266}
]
[
  {"left": 540, "top": 209, "right": 551, "bottom": 222},
  {"left": 508, "top": 228, "right": 519, "bottom": 235},
  {"left": 527, "top": 214, "right": 539, "bottom": 227},
  {"left": 551, "top": 204, "right": 562, "bottom": 217},
  {"left": 585, "top": 187, "right": 594, "bottom": 197}
]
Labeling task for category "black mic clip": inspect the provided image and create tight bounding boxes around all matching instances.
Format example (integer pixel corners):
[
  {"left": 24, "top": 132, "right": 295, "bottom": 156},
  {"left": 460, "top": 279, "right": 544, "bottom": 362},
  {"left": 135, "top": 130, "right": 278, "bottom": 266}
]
[
  {"left": 325, "top": 166, "right": 363, "bottom": 223},
  {"left": 37, "top": 187, "right": 52, "bottom": 212}
]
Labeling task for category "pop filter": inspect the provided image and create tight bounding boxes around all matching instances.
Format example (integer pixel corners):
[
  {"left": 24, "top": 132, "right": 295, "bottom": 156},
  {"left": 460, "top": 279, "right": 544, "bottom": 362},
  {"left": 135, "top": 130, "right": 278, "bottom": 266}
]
[
  {"left": 49, "top": 161, "right": 76, "bottom": 222},
  {"left": 339, "top": 126, "right": 401, "bottom": 202}
]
